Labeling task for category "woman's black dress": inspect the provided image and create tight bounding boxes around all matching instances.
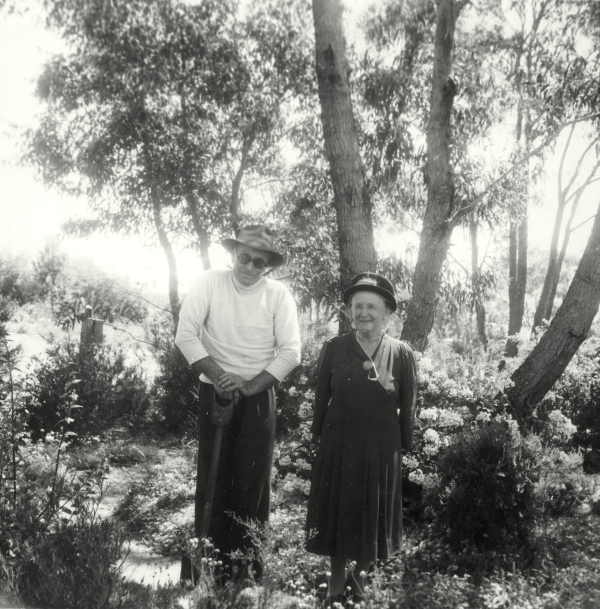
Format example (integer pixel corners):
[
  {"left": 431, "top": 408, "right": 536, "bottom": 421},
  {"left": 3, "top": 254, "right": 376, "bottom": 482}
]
[{"left": 305, "top": 332, "right": 417, "bottom": 563}]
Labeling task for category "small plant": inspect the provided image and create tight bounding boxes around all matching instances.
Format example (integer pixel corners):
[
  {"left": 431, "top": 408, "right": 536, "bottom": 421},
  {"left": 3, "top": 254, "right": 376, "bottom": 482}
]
[{"left": 18, "top": 506, "right": 126, "bottom": 609}]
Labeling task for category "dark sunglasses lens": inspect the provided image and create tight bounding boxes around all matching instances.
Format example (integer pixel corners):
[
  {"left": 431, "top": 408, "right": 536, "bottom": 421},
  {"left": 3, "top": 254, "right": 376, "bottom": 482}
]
[{"left": 238, "top": 253, "right": 267, "bottom": 269}]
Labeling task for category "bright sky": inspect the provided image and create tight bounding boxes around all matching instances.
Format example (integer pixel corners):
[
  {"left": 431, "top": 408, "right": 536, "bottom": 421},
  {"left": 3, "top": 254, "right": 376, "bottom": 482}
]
[{"left": 0, "top": 2, "right": 597, "bottom": 299}]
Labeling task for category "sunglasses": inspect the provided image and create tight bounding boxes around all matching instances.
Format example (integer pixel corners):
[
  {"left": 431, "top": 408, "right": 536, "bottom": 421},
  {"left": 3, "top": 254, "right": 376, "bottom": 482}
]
[{"left": 237, "top": 252, "right": 269, "bottom": 270}]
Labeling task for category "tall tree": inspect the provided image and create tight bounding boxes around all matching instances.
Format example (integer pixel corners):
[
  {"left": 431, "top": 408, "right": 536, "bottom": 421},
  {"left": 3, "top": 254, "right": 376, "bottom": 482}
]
[
  {"left": 400, "top": 0, "right": 462, "bottom": 350},
  {"left": 30, "top": 0, "right": 313, "bottom": 323},
  {"left": 507, "top": 199, "right": 600, "bottom": 423},
  {"left": 502, "top": 0, "right": 599, "bottom": 355},
  {"left": 532, "top": 126, "right": 600, "bottom": 330},
  {"left": 311, "top": 0, "right": 377, "bottom": 300}
]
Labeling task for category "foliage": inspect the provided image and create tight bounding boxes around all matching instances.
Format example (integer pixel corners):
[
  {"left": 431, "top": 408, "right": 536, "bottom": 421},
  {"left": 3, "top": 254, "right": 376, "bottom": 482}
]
[
  {"left": 147, "top": 311, "right": 199, "bottom": 434},
  {"left": 25, "top": 338, "right": 151, "bottom": 439},
  {"left": 429, "top": 419, "right": 539, "bottom": 571},
  {"left": 49, "top": 269, "right": 148, "bottom": 328},
  {"left": 30, "top": 0, "right": 315, "bottom": 264},
  {"left": 0, "top": 333, "right": 127, "bottom": 606},
  {"left": 18, "top": 505, "right": 125, "bottom": 609},
  {"left": 0, "top": 255, "right": 44, "bottom": 308}
]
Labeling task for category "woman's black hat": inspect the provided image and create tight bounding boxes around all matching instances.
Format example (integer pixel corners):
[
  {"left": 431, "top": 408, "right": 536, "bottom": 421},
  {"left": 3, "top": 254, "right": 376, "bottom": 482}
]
[{"left": 343, "top": 272, "right": 397, "bottom": 312}]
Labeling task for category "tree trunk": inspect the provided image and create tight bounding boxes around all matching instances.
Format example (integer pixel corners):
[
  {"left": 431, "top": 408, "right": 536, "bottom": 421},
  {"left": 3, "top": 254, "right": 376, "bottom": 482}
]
[
  {"left": 504, "top": 76, "right": 530, "bottom": 356},
  {"left": 152, "top": 194, "right": 180, "bottom": 329},
  {"left": 185, "top": 192, "right": 211, "bottom": 271},
  {"left": 507, "top": 201, "right": 600, "bottom": 423},
  {"left": 180, "top": 84, "right": 211, "bottom": 270},
  {"left": 469, "top": 216, "right": 487, "bottom": 349},
  {"left": 533, "top": 218, "right": 563, "bottom": 331},
  {"left": 312, "top": 0, "right": 377, "bottom": 298},
  {"left": 533, "top": 131, "right": 600, "bottom": 330},
  {"left": 230, "top": 136, "right": 252, "bottom": 235},
  {"left": 401, "top": 0, "right": 458, "bottom": 351}
]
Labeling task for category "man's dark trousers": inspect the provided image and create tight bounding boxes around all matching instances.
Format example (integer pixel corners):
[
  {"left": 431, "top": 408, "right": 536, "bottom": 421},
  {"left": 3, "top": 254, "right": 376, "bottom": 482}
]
[{"left": 193, "top": 381, "right": 276, "bottom": 579}]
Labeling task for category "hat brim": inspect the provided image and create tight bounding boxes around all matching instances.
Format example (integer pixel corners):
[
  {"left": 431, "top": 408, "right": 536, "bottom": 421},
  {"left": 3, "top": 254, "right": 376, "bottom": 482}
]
[
  {"left": 222, "top": 238, "right": 285, "bottom": 267},
  {"left": 343, "top": 285, "right": 397, "bottom": 311}
]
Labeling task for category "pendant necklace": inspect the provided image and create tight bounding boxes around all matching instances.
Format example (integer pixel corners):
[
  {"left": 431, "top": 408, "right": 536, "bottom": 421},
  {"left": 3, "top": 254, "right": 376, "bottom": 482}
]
[{"left": 358, "top": 333, "right": 384, "bottom": 382}]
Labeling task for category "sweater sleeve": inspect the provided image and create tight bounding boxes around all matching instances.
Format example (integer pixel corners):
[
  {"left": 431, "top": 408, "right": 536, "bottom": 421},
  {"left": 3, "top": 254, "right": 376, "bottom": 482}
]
[
  {"left": 174, "top": 275, "right": 211, "bottom": 365},
  {"left": 311, "top": 339, "right": 333, "bottom": 436},
  {"left": 397, "top": 342, "right": 417, "bottom": 452},
  {"left": 265, "top": 285, "right": 301, "bottom": 382}
]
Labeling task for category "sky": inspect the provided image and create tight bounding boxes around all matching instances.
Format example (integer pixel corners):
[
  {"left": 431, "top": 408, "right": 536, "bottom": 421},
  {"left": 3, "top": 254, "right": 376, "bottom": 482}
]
[{"left": 0, "top": 1, "right": 597, "bottom": 299}]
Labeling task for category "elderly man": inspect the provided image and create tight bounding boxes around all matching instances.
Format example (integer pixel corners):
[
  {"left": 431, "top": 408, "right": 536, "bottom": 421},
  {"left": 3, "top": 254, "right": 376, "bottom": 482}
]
[{"left": 175, "top": 224, "right": 301, "bottom": 581}]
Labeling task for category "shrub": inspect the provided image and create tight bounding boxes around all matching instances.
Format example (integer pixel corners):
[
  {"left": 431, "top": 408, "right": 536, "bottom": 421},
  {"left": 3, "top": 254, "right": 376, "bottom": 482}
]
[
  {"left": 146, "top": 312, "right": 198, "bottom": 435},
  {"left": 432, "top": 419, "right": 539, "bottom": 567},
  {"left": 18, "top": 507, "right": 125, "bottom": 609},
  {"left": 25, "top": 339, "right": 151, "bottom": 439}
]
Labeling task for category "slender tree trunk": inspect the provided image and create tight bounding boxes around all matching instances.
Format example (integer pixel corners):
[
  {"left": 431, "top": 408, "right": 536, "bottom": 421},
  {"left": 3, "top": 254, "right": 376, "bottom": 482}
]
[
  {"left": 180, "top": 84, "right": 212, "bottom": 270},
  {"left": 533, "top": 132, "right": 600, "bottom": 330},
  {"left": 469, "top": 216, "right": 487, "bottom": 349},
  {"left": 312, "top": 0, "right": 377, "bottom": 299},
  {"left": 230, "top": 137, "right": 252, "bottom": 235},
  {"left": 401, "top": 0, "right": 458, "bottom": 351},
  {"left": 504, "top": 87, "right": 530, "bottom": 356},
  {"left": 533, "top": 205, "right": 565, "bottom": 330},
  {"left": 185, "top": 192, "right": 211, "bottom": 270},
  {"left": 507, "top": 201, "right": 600, "bottom": 423},
  {"left": 152, "top": 193, "right": 180, "bottom": 328}
]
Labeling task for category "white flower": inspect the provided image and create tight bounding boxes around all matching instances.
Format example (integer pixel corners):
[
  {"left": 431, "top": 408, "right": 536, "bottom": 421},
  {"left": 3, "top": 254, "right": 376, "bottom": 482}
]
[
  {"left": 279, "top": 455, "right": 291, "bottom": 467},
  {"left": 408, "top": 469, "right": 425, "bottom": 485},
  {"left": 423, "top": 428, "right": 441, "bottom": 445},
  {"left": 288, "top": 386, "right": 299, "bottom": 397},
  {"left": 437, "top": 409, "right": 464, "bottom": 428},
  {"left": 402, "top": 454, "right": 419, "bottom": 470},
  {"left": 422, "top": 473, "right": 441, "bottom": 490},
  {"left": 419, "top": 407, "right": 439, "bottom": 422},
  {"left": 476, "top": 410, "right": 492, "bottom": 424},
  {"left": 423, "top": 442, "right": 440, "bottom": 457}
]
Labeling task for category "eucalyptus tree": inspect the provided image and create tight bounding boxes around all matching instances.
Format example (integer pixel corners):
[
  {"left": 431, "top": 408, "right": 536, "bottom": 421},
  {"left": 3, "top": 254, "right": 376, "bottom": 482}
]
[
  {"left": 311, "top": 0, "right": 378, "bottom": 301},
  {"left": 532, "top": 125, "right": 600, "bottom": 331},
  {"left": 29, "top": 0, "right": 313, "bottom": 323},
  {"left": 507, "top": 198, "right": 600, "bottom": 423},
  {"left": 500, "top": 0, "right": 600, "bottom": 355}
]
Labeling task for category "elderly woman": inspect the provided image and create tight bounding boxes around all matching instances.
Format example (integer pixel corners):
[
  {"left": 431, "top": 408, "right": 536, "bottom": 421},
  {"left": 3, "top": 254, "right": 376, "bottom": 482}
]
[{"left": 306, "top": 272, "right": 417, "bottom": 602}]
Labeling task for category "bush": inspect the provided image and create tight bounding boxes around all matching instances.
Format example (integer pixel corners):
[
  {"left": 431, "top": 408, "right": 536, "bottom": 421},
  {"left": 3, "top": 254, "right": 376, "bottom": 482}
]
[
  {"left": 147, "top": 312, "right": 198, "bottom": 435},
  {"left": 18, "top": 508, "right": 125, "bottom": 609},
  {"left": 433, "top": 419, "right": 539, "bottom": 566},
  {"left": 25, "top": 339, "right": 151, "bottom": 439}
]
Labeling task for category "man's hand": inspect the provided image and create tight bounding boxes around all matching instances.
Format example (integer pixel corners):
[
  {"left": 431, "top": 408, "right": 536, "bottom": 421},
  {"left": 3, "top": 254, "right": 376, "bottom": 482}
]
[
  {"left": 210, "top": 389, "right": 237, "bottom": 426},
  {"left": 217, "top": 372, "right": 248, "bottom": 394}
]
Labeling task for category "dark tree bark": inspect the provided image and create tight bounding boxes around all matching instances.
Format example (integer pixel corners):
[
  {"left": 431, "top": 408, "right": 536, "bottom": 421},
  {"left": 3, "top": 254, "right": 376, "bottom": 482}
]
[
  {"left": 312, "top": 0, "right": 377, "bottom": 296},
  {"left": 469, "top": 215, "right": 487, "bottom": 349},
  {"left": 507, "top": 201, "right": 600, "bottom": 423},
  {"left": 401, "top": 0, "right": 459, "bottom": 351}
]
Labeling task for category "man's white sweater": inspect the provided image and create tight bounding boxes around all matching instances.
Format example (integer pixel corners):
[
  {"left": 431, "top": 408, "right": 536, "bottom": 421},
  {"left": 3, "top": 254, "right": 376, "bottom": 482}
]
[{"left": 175, "top": 270, "right": 301, "bottom": 383}]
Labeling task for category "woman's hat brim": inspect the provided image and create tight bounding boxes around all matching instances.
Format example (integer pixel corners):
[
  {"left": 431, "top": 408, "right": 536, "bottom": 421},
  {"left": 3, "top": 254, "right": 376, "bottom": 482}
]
[{"left": 343, "top": 284, "right": 397, "bottom": 311}]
